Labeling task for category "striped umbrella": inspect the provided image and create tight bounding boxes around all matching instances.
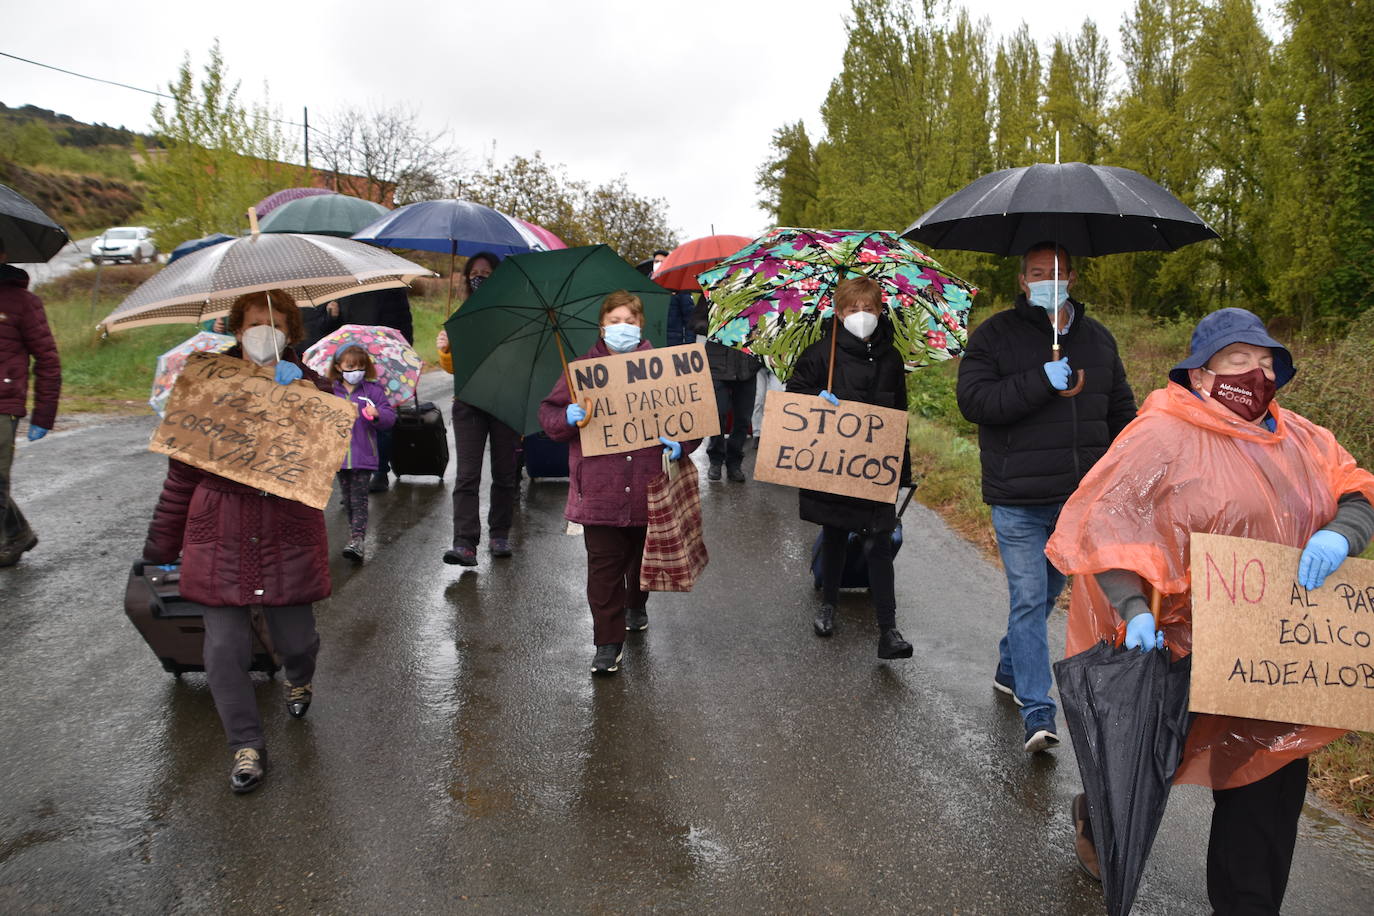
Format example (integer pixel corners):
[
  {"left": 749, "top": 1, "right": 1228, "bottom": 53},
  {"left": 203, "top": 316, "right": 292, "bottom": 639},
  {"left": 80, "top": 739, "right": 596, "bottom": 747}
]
[{"left": 255, "top": 187, "right": 334, "bottom": 218}]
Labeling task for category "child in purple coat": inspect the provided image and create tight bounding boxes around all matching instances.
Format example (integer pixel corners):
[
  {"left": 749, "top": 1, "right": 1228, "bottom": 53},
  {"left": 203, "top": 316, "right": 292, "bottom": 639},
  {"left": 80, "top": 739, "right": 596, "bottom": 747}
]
[{"left": 329, "top": 345, "right": 397, "bottom": 562}]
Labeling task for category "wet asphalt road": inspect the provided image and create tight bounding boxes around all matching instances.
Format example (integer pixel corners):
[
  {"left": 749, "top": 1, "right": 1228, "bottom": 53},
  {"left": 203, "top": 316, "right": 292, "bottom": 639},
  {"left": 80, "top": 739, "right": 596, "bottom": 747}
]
[{"left": 2, "top": 372, "right": 1373, "bottom": 914}]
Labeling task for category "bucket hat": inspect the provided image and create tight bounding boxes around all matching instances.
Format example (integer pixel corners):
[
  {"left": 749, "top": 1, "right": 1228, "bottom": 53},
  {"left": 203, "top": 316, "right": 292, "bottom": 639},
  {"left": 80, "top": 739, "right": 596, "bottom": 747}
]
[{"left": 1168, "top": 308, "right": 1295, "bottom": 389}]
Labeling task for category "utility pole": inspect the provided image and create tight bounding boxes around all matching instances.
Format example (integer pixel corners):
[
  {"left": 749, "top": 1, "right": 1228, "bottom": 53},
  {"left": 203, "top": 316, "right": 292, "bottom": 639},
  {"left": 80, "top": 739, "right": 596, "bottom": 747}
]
[{"left": 303, "top": 106, "right": 310, "bottom": 177}]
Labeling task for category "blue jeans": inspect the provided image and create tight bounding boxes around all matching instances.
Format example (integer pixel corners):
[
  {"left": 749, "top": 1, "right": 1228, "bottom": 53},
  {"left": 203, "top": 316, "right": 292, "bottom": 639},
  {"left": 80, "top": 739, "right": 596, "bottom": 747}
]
[{"left": 991, "top": 503, "right": 1066, "bottom": 724}]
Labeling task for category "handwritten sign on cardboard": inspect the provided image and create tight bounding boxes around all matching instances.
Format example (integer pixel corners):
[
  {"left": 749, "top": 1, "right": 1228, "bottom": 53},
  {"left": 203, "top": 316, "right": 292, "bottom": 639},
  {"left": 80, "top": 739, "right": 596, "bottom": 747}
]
[
  {"left": 572, "top": 343, "right": 720, "bottom": 457},
  {"left": 149, "top": 353, "right": 356, "bottom": 510},
  {"left": 751, "top": 390, "right": 906, "bottom": 503},
  {"left": 1190, "top": 531, "right": 1374, "bottom": 733}
]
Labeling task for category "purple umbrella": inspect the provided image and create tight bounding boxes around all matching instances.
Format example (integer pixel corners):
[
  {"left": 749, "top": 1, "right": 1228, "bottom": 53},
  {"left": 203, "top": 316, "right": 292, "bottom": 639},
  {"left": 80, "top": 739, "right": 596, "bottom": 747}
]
[{"left": 255, "top": 187, "right": 334, "bottom": 218}]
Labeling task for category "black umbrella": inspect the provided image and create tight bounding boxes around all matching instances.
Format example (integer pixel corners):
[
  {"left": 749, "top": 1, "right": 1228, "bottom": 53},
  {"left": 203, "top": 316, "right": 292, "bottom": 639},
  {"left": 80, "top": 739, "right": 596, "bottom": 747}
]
[
  {"left": 1054, "top": 641, "right": 1193, "bottom": 916},
  {"left": 0, "top": 183, "right": 70, "bottom": 263},
  {"left": 902, "top": 162, "right": 1219, "bottom": 257}
]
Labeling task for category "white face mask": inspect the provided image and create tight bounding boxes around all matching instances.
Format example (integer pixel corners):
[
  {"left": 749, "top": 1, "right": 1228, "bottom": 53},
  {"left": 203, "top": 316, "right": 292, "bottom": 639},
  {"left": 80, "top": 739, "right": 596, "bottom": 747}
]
[
  {"left": 241, "top": 324, "right": 286, "bottom": 365},
  {"left": 842, "top": 311, "right": 878, "bottom": 340},
  {"left": 342, "top": 369, "right": 366, "bottom": 385}
]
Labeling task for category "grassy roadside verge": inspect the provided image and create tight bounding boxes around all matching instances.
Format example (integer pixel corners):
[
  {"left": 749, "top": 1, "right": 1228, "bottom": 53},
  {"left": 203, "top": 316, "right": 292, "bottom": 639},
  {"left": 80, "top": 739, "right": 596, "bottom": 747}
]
[{"left": 905, "top": 306, "right": 1374, "bottom": 825}]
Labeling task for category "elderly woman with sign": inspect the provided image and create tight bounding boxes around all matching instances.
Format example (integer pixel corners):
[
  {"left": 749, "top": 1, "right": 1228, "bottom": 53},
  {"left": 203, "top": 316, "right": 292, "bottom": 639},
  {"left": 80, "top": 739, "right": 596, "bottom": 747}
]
[
  {"left": 786, "top": 276, "right": 914, "bottom": 659},
  {"left": 142, "top": 290, "right": 334, "bottom": 795},
  {"left": 1046, "top": 308, "right": 1374, "bottom": 910},
  {"left": 539, "top": 290, "right": 701, "bottom": 676}
]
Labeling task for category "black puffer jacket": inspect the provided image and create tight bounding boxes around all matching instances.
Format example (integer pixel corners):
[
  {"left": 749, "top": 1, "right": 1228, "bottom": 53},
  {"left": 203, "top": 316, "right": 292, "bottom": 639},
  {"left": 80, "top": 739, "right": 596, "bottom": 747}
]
[
  {"left": 786, "top": 317, "right": 911, "bottom": 533},
  {"left": 956, "top": 295, "right": 1136, "bottom": 505}
]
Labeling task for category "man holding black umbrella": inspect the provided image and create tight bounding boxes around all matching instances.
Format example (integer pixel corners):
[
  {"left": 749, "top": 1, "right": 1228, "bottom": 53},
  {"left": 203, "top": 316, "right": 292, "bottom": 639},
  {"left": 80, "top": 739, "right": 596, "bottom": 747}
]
[
  {"left": 956, "top": 242, "right": 1136, "bottom": 753},
  {"left": 0, "top": 238, "right": 61, "bottom": 567}
]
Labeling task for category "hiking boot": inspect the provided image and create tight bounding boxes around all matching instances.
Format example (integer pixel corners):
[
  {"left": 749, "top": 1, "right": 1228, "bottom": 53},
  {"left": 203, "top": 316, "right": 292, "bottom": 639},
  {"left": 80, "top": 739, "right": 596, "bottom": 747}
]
[
  {"left": 878, "top": 626, "right": 914, "bottom": 659},
  {"left": 229, "top": 747, "right": 265, "bottom": 794},
  {"left": 1023, "top": 713, "right": 1060, "bottom": 754},
  {"left": 726, "top": 466, "right": 746, "bottom": 483},
  {"left": 285, "top": 681, "right": 313, "bottom": 719},
  {"left": 993, "top": 668, "right": 1025, "bottom": 707},
  {"left": 625, "top": 607, "right": 648, "bottom": 632},
  {"left": 0, "top": 533, "right": 38, "bottom": 568},
  {"left": 489, "top": 537, "right": 513, "bottom": 558},
  {"left": 707, "top": 463, "right": 722, "bottom": 481},
  {"left": 1072, "top": 793, "right": 1102, "bottom": 881},
  {"left": 443, "top": 544, "right": 478, "bottom": 566},
  {"left": 591, "top": 643, "right": 623, "bottom": 676},
  {"left": 368, "top": 471, "right": 390, "bottom": 493},
  {"left": 342, "top": 538, "right": 365, "bottom": 563},
  {"left": 813, "top": 603, "right": 835, "bottom": 637}
]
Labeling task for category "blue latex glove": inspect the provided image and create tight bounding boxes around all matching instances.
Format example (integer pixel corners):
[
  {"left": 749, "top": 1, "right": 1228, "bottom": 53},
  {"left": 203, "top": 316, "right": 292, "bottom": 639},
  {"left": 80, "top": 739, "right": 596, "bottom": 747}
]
[
  {"left": 1043, "top": 358, "right": 1072, "bottom": 391},
  {"left": 26, "top": 425, "right": 48, "bottom": 441},
  {"left": 1299, "top": 529, "right": 1350, "bottom": 590},
  {"left": 1124, "top": 611, "right": 1165, "bottom": 653},
  {"left": 274, "top": 361, "right": 303, "bottom": 385},
  {"left": 566, "top": 403, "right": 587, "bottom": 426},
  {"left": 659, "top": 436, "right": 682, "bottom": 460},
  {"left": 818, "top": 390, "right": 840, "bottom": 406}
]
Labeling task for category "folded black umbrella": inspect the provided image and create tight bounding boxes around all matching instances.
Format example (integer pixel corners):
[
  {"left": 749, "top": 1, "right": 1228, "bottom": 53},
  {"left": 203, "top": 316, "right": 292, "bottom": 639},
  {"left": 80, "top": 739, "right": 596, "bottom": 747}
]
[
  {"left": 1054, "top": 642, "right": 1193, "bottom": 916},
  {"left": 0, "top": 183, "right": 70, "bottom": 263}
]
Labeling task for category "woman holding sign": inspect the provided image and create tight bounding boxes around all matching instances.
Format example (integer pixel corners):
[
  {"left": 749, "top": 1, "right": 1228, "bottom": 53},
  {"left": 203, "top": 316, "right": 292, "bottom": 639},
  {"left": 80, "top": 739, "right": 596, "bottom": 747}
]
[
  {"left": 1046, "top": 308, "right": 1374, "bottom": 909},
  {"left": 538, "top": 290, "right": 700, "bottom": 675},
  {"left": 786, "top": 276, "right": 914, "bottom": 660},
  {"left": 142, "top": 290, "right": 334, "bottom": 795}
]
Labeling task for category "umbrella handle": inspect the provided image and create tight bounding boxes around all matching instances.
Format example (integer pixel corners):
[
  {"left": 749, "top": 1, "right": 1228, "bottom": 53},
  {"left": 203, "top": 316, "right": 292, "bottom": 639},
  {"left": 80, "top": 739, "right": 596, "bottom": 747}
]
[
  {"left": 1058, "top": 369, "right": 1086, "bottom": 397},
  {"left": 826, "top": 312, "right": 839, "bottom": 391},
  {"left": 576, "top": 397, "right": 592, "bottom": 428}
]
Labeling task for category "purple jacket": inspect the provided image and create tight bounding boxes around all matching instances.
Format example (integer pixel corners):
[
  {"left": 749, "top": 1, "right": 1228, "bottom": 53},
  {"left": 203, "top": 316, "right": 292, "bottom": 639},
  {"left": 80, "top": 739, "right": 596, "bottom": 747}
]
[
  {"left": 331, "top": 378, "right": 397, "bottom": 471},
  {"left": 538, "top": 338, "right": 701, "bottom": 527}
]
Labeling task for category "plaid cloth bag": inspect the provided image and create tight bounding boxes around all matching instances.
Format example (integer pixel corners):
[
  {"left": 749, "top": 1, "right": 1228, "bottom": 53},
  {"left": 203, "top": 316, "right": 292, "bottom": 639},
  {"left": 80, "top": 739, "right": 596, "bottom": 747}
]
[{"left": 639, "top": 453, "right": 709, "bottom": 591}]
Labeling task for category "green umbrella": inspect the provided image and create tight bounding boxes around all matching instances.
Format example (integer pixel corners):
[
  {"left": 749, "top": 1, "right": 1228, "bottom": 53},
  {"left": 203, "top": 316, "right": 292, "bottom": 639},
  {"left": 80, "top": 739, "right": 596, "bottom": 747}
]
[
  {"left": 258, "top": 193, "right": 389, "bottom": 238},
  {"left": 443, "top": 245, "right": 669, "bottom": 435}
]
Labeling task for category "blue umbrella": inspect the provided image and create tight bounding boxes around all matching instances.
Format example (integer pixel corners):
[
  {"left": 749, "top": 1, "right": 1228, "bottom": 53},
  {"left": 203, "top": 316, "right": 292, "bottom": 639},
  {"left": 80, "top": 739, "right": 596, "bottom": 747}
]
[{"left": 168, "top": 233, "right": 236, "bottom": 264}]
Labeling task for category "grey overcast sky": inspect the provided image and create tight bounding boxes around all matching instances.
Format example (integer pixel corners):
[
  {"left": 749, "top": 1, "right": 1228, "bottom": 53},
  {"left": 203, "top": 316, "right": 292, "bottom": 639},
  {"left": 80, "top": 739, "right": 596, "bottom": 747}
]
[{"left": 3, "top": 0, "right": 1158, "bottom": 243}]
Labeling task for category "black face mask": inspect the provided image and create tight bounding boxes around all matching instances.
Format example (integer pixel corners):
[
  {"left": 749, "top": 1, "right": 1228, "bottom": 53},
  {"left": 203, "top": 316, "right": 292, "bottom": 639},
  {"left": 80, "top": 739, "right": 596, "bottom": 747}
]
[{"left": 468, "top": 274, "right": 486, "bottom": 294}]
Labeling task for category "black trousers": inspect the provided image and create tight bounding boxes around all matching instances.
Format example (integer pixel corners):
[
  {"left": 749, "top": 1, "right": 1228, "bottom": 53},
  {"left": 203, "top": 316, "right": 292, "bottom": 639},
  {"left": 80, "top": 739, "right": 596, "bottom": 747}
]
[
  {"left": 1207, "top": 756, "right": 1309, "bottom": 915},
  {"left": 202, "top": 604, "right": 320, "bottom": 751},
  {"left": 451, "top": 400, "right": 520, "bottom": 548},
  {"left": 582, "top": 524, "right": 648, "bottom": 646},
  {"left": 706, "top": 377, "right": 756, "bottom": 470},
  {"left": 819, "top": 525, "right": 896, "bottom": 627}
]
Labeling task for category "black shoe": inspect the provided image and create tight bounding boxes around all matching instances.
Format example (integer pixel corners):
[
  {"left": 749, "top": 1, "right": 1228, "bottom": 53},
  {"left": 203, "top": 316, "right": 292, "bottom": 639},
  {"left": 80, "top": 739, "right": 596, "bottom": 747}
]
[
  {"left": 341, "top": 538, "right": 364, "bottom": 563},
  {"left": 625, "top": 607, "right": 648, "bottom": 632},
  {"left": 0, "top": 533, "right": 38, "bottom": 568},
  {"left": 489, "top": 537, "right": 513, "bottom": 558},
  {"left": 1023, "top": 713, "right": 1060, "bottom": 753},
  {"left": 726, "top": 466, "right": 746, "bottom": 483},
  {"left": 813, "top": 603, "right": 835, "bottom": 637},
  {"left": 229, "top": 747, "right": 265, "bottom": 794},
  {"left": 285, "top": 681, "right": 313, "bottom": 718},
  {"left": 707, "top": 463, "right": 722, "bottom": 481},
  {"left": 993, "top": 668, "right": 1025, "bottom": 707},
  {"left": 878, "top": 626, "right": 913, "bottom": 659},
  {"left": 368, "top": 472, "right": 390, "bottom": 493},
  {"left": 443, "top": 545, "right": 478, "bottom": 566},
  {"left": 591, "top": 643, "right": 623, "bottom": 675}
]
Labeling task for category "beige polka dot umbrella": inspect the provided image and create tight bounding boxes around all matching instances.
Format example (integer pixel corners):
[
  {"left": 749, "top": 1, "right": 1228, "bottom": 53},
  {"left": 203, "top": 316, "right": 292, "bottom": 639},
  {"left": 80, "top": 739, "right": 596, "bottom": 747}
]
[{"left": 101, "top": 232, "right": 435, "bottom": 332}]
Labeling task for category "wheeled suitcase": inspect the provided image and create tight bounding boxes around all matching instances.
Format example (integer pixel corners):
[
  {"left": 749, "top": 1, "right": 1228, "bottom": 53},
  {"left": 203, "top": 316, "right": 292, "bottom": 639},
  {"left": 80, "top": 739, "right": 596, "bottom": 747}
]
[
  {"left": 123, "top": 561, "right": 279, "bottom": 676},
  {"left": 520, "top": 432, "right": 569, "bottom": 479},
  {"left": 390, "top": 398, "right": 449, "bottom": 479},
  {"left": 810, "top": 487, "right": 917, "bottom": 590}
]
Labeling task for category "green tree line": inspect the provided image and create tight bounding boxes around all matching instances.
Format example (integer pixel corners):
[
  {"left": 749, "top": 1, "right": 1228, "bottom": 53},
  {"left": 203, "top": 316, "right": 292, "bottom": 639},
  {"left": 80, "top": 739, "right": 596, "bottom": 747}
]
[{"left": 757, "top": 0, "right": 1374, "bottom": 329}]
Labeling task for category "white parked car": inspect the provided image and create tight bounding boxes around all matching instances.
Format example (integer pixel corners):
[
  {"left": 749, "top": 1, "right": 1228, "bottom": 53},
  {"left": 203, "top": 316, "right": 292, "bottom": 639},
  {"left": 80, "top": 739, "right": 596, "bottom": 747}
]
[{"left": 91, "top": 226, "right": 158, "bottom": 264}]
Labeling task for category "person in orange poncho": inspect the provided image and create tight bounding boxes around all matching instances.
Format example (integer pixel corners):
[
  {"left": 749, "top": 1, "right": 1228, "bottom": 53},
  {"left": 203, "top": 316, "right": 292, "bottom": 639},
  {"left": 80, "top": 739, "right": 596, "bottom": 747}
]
[{"left": 1046, "top": 308, "right": 1374, "bottom": 913}]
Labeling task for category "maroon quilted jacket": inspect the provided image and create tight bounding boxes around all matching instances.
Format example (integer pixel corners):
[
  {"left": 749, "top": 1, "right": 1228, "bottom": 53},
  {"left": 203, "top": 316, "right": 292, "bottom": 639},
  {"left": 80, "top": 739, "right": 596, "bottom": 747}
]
[
  {"left": 141, "top": 350, "right": 333, "bottom": 607},
  {"left": 538, "top": 338, "right": 701, "bottom": 527},
  {"left": 0, "top": 265, "right": 61, "bottom": 429}
]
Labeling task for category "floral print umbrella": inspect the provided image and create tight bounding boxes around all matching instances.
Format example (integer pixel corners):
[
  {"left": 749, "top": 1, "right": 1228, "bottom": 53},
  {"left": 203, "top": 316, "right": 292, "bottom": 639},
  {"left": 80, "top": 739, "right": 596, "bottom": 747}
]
[
  {"left": 149, "top": 330, "right": 237, "bottom": 416},
  {"left": 695, "top": 227, "right": 976, "bottom": 381},
  {"left": 303, "top": 324, "right": 422, "bottom": 406}
]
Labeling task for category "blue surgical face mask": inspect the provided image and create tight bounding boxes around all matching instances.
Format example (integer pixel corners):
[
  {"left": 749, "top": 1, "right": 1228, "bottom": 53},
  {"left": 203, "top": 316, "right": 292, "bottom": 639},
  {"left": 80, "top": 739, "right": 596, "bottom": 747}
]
[
  {"left": 603, "top": 322, "right": 641, "bottom": 353},
  {"left": 1026, "top": 279, "right": 1070, "bottom": 312}
]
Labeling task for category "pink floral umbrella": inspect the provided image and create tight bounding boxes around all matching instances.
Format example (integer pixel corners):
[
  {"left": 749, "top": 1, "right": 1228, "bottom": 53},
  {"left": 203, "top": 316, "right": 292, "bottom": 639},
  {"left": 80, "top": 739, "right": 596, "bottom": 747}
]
[
  {"left": 302, "top": 324, "right": 422, "bottom": 406},
  {"left": 149, "top": 330, "right": 237, "bottom": 415}
]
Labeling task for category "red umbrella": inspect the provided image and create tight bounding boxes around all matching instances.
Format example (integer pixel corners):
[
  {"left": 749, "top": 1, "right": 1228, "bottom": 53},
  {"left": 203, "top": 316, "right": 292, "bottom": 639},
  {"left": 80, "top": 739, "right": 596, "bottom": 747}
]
[{"left": 652, "top": 234, "right": 752, "bottom": 291}]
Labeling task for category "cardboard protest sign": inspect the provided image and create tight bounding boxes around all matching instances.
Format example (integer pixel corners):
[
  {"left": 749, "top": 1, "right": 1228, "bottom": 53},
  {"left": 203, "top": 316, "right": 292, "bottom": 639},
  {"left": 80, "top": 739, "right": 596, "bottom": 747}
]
[
  {"left": 149, "top": 353, "right": 357, "bottom": 510},
  {"left": 572, "top": 343, "right": 720, "bottom": 457},
  {"left": 1190, "top": 531, "right": 1374, "bottom": 733},
  {"left": 752, "top": 390, "right": 907, "bottom": 503}
]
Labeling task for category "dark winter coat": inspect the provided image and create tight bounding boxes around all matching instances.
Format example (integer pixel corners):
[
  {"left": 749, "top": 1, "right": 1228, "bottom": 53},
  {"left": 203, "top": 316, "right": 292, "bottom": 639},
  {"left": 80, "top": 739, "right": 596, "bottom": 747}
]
[
  {"left": 0, "top": 264, "right": 61, "bottom": 429},
  {"left": 665, "top": 291, "right": 697, "bottom": 347},
  {"left": 141, "top": 348, "right": 334, "bottom": 608},
  {"left": 538, "top": 338, "right": 701, "bottom": 527},
  {"left": 336, "top": 287, "right": 414, "bottom": 344},
  {"left": 786, "top": 317, "right": 912, "bottom": 533},
  {"left": 331, "top": 378, "right": 397, "bottom": 471},
  {"left": 956, "top": 295, "right": 1136, "bottom": 506},
  {"left": 689, "top": 295, "right": 760, "bottom": 381}
]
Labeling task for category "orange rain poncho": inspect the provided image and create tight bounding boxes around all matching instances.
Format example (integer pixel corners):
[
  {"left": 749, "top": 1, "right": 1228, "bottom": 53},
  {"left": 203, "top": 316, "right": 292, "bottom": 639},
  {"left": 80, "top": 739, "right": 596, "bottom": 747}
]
[{"left": 1046, "top": 382, "right": 1374, "bottom": 790}]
